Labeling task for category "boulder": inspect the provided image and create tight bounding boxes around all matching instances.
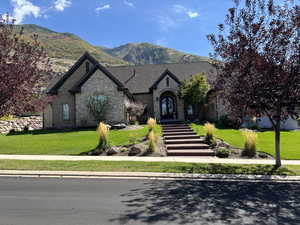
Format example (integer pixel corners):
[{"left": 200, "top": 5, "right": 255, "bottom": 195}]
[
  {"left": 128, "top": 143, "right": 148, "bottom": 156},
  {"left": 106, "top": 147, "right": 120, "bottom": 156}
]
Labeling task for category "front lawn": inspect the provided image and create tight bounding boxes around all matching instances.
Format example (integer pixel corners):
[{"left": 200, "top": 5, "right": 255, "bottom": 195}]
[
  {"left": 191, "top": 124, "right": 300, "bottom": 160},
  {"left": 0, "top": 127, "right": 152, "bottom": 155},
  {"left": 0, "top": 159, "right": 298, "bottom": 176}
]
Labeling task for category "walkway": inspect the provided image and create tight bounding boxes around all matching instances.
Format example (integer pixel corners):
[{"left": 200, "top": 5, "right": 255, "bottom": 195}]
[{"left": 0, "top": 154, "right": 300, "bottom": 165}]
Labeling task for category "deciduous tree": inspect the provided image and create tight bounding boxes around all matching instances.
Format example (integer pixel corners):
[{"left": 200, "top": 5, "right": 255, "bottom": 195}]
[
  {"left": 0, "top": 15, "right": 53, "bottom": 117},
  {"left": 207, "top": 0, "right": 300, "bottom": 167}
]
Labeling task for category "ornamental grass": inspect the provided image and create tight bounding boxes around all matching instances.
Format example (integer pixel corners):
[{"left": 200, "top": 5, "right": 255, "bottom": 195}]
[
  {"left": 97, "top": 122, "right": 109, "bottom": 151},
  {"left": 204, "top": 122, "right": 216, "bottom": 144},
  {"left": 242, "top": 129, "right": 258, "bottom": 158}
]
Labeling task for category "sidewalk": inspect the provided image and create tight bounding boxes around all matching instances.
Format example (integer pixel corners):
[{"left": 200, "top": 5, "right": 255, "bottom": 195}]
[
  {"left": 0, "top": 154, "right": 300, "bottom": 165},
  {"left": 1, "top": 170, "right": 300, "bottom": 182}
]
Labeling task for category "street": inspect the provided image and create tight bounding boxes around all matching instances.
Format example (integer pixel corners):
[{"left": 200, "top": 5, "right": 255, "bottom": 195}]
[{"left": 0, "top": 177, "right": 299, "bottom": 225}]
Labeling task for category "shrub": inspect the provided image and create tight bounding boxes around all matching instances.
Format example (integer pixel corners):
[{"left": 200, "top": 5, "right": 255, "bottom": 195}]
[
  {"left": 96, "top": 122, "right": 109, "bottom": 151},
  {"left": 204, "top": 122, "right": 216, "bottom": 144},
  {"left": 242, "top": 129, "right": 257, "bottom": 158},
  {"left": 217, "top": 115, "right": 232, "bottom": 128},
  {"left": 87, "top": 95, "right": 108, "bottom": 122},
  {"left": 124, "top": 99, "right": 146, "bottom": 123},
  {"left": 148, "top": 130, "right": 158, "bottom": 153},
  {"left": 216, "top": 147, "right": 230, "bottom": 158}
]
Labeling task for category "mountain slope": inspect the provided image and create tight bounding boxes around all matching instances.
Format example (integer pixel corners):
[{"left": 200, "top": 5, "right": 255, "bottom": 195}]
[
  {"left": 102, "top": 42, "right": 210, "bottom": 65},
  {"left": 18, "top": 24, "right": 128, "bottom": 72}
]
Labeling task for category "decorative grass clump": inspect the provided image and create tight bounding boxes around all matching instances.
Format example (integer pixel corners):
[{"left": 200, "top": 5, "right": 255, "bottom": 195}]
[
  {"left": 204, "top": 122, "right": 216, "bottom": 144},
  {"left": 147, "top": 118, "right": 157, "bottom": 132},
  {"left": 97, "top": 122, "right": 109, "bottom": 151},
  {"left": 242, "top": 129, "right": 257, "bottom": 158},
  {"left": 148, "top": 130, "right": 158, "bottom": 153}
]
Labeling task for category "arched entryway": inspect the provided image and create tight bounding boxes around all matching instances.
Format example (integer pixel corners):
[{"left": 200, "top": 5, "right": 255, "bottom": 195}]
[{"left": 160, "top": 91, "right": 177, "bottom": 120}]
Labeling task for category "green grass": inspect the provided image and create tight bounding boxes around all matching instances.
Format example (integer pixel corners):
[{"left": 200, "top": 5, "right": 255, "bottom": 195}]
[
  {"left": 191, "top": 124, "right": 300, "bottom": 160},
  {"left": 0, "top": 159, "right": 299, "bottom": 176},
  {"left": 0, "top": 127, "right": 151, "bottom": 155}
]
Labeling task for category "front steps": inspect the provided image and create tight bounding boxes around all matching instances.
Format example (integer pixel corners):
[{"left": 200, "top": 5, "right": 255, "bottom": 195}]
[{"left": 162, "top": 123, "right": 215, "bottom": 157}]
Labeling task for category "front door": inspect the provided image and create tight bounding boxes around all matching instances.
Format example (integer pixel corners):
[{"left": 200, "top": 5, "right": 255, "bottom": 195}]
[{"left": 160, "top": 96, "right": 177, "bottom": 120}]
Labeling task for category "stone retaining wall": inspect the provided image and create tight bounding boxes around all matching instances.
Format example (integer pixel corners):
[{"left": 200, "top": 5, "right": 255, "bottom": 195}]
[{"left": 0, "top": 116, "right": 42, "bottom": 134}]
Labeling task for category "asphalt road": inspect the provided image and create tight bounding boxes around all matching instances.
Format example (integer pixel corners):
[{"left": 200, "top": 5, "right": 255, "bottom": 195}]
[{"left": 0, "top": 177, "right": 300, "bottom": 225}]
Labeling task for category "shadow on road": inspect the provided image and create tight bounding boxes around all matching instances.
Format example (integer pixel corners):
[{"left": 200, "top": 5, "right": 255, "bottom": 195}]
[{"left": 111, "top": 180, "right": 300, "bottom": 225}]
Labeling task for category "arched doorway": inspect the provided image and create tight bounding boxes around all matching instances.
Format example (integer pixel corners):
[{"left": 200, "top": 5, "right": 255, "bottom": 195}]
[{"left": 160, "top": 91, "right": 177, "bottom": 120}]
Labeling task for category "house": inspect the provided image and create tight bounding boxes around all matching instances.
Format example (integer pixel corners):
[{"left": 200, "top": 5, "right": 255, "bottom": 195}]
[{"left": 43, "top": 52, "right": 224, "bottom": 129}]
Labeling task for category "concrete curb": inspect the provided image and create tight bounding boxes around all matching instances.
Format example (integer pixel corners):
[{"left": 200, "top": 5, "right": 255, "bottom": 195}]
[{"left": 0, "top": 170, "right": 300, "bottom": 182}]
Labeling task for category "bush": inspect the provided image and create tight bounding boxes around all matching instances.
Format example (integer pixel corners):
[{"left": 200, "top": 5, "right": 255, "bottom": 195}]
[
  {"left": 216, "top": 147, "right": 230, "bottom": 158},
  {"left": 86, "top": 95, "right": 108, "bottom": 122},
  {"left": 124, "top": 99, "right": 146, "bottom": 123},
  {"left": 96, "top": 122, "right": 109, "bottom": 152},
  {"left": 217, "top": 115, "right": 233, "bottom": 128},
  {"left": 242, "top": 129, "right": 257, "bottom": 158},
  {"left": 204, "top": 122, "right": 216, "bottom": 144}
]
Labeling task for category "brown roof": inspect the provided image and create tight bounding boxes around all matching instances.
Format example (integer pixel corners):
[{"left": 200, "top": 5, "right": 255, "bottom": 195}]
[{"left": 107, "top": 61, "right": 216, "bottom": 94}]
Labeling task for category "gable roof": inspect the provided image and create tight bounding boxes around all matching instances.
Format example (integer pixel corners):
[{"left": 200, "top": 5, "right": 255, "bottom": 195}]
[
  {"left": 149, "top": 69, "right": 181, "bottom": 91},
  {"left": 106, "top": 61, "right": 216, "bottom": 94},
  {"left": 69, "top": 64, "right": 125, "bottom": 93},
  {"left": 47, "top": 52, "right": 99, "bottom": 95}
]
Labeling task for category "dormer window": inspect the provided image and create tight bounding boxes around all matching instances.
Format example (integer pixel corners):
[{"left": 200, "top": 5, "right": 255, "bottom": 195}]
[
  {"left": 86, "top": 62, "right": 90, "bottom": 73},
  {"left": 166, "top": 77, "right": 169, "bottom": 87}
]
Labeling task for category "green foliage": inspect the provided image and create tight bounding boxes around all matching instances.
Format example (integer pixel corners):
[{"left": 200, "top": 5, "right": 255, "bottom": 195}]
[
  {"left": 216, "top": 147, "right": 230, "bottom": 158},
  {"left": 178, "top": 73, "right": 210, "bottom": 105},
  {"left": 0, "top": 115, "right": 15, "bottom": 121},
  {"left": 86, "top": 95, "right": 108, "bottom": 122},
  {"left": 217, "top": 115, "right": 233, "bottom": 128}
]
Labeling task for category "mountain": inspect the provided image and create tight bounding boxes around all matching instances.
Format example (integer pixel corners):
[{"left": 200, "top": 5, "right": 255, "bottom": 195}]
[
  {"left": 18, "top": 24, "right": 210, "bottom": 72},
  {"left": 18, "top": 24, "right": 129, "bottom": 72},
  {"left": 101, "top": 42, "right": 210, "bottom": 65}
]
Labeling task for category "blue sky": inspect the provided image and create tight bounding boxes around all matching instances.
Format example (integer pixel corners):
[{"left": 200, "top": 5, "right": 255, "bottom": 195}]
[{"left": 0, "top": 0, "right": 237, "bottom": 56}]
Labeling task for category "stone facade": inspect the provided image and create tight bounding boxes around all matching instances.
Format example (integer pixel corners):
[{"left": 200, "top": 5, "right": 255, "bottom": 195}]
[
  {"left": 0, "top": 116, "right": 42, "bottom": 134},
  {"left": 44, "top": 59, "right": 92, "bottom": 128},
  {"left": 75, "top": 69, "right": 127, "bottom": 127},
  {"left": 152, "top": 75, "right": 185, "bottom": 121}
]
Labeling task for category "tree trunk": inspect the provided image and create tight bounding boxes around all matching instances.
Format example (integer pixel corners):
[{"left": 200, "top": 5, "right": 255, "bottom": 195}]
[{"left": 275, "top": 122, "right": 281, "bottom": 168}]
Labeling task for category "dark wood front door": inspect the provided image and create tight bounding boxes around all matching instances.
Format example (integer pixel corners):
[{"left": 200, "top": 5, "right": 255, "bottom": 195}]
[{"left": 160, "top": 96, "right": 177, "bottom": 120}]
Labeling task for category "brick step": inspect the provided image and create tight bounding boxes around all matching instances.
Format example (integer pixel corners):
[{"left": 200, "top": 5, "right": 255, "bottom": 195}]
[
  {"left": 164, "top": 139, "right": 205, "bottom": 145},
  {"left": 163, "top": 129, "right": 192, "bottom": 133},
  {"left": 163, "top": 131, "right": 197, "bottom": 136},
  {"left": 162, "top": 126, "right": 190, "bottom": 130},
  {"left": 163, "top": 135, "right": 201, "bottom": 140},
  {"left": 167, "top": 149, "right": 215, "bottom": 156},
  {"left": 166, "top": 143, "right": 209, "bottom": 150}
]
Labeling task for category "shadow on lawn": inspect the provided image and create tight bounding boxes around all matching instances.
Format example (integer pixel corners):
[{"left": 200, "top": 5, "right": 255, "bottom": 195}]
[{"left": 111, "top": 179, "right": 300, "bottom": 225}]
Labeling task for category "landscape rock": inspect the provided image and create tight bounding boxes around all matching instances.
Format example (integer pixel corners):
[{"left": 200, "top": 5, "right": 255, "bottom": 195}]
[
  {"left": 128, "top": 143, "right": 148, "bottom": 156},
  {"left": 106, "top": 147, "right": 120, "bottom": 156},
  {"left": 0, "top": 116, "right": 42, "bottom": 134}
]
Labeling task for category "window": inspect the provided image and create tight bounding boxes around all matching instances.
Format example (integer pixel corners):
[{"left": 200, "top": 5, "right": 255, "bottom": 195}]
[
  {"left": 86, "top": 62, "right": 90, "bottom": 73},
  {"left": 187, "top": 105, "right": 193, "bottom": 115},
  {"left": 62, "top": 104, "right": 70, "bottom": 121},
  {"left": 166, "top": 77, "right": 169, "bottom": 87}
]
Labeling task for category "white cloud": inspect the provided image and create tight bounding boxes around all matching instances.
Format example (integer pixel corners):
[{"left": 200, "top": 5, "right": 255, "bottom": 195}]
[
  {"left": 173, "top": 4, "right": 199, "bottom": 19},
  {"left": 54, "top": 0, "right": 71, "bottom": 11},
  {"left": 124, "top": 0, "right": 134, "bottom": 7},
  {"left": 187, "top": 11, "right": 199, "bottom": 18},
  {"left": 10, "top": 0, "right": 41, "bottom": 24},
  {"left": 1, "top": 13, "right": 15, "bottom": 22},
  {"left": 96, "top": 4, "right": 110, "bottom": 12}
]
